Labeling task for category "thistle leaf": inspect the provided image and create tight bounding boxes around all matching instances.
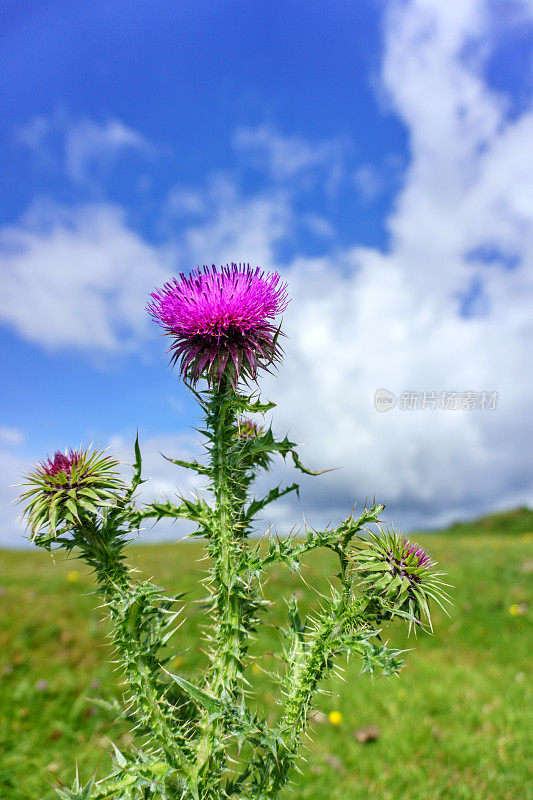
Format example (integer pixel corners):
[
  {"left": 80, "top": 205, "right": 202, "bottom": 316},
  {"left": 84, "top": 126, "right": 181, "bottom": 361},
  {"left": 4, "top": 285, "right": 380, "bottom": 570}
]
[
  {"left": 163, "top": 669, "right": 225, "bottom": 715},
  {"left": 244, "top": 482, "right": 299, "bottom": 522}
]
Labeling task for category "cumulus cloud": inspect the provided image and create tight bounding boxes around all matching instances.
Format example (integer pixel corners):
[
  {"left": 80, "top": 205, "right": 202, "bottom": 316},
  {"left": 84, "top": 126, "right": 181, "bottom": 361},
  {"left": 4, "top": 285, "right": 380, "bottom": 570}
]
[
  {"left": 165, "top": 176, "right": 293, "bottom": 267},
  {"left": 0, "top": 427, "right": 24, "bottom": 445},
  {"left": 261, "top": 250, "right": 532, "bottom": 533},
  {"left": 256, "top": 0, "right": 533, "bottom": 531},
  {"left": 233, "top": 125, "right": 346, "bottom": 192},
  {"left": 65, "top": 119, "right": 151, "bottom": 184},
  {"left": 0, "top": 175, "right": 292, "bottom": 355},
  {"left": 0, "top": 202, "right": 170, "bottom": 351},
  {"left": 353, "top": 165, "right": 384, "bottom": 202},
  {"left": 17, "top": 112, "right": 152, "bottom": 183}
]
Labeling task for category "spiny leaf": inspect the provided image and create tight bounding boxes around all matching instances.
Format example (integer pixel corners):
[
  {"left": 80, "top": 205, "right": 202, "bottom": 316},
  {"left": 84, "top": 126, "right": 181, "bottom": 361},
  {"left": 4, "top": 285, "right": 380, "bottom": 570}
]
[
  {"left": 162, "top": 453, "right": 211, "bottom": 476},
  {"left": 244, "top": 483, "right": 299, "bottom": 522},
  {"left": 290, "top": 449, "right": 332, "bottom": 477},
  {"left": 163, "top": 669, "right": 225, "bottom": 715}
]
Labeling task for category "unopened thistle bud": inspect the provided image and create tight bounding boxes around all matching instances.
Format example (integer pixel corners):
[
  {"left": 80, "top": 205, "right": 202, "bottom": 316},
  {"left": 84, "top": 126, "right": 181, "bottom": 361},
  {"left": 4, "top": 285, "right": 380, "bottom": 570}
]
[
  {"left": 19, "top": 447, "right": 124, "bottom": 538},
  {"left": 350, "top": 528, "right": 450, "bottom": 629},
  {"left": 147, "top": 263, "right": 289, "bottom": 387},
  {"left": 233, "top": 417, "right": 275, "bottom": 470},
  {"left": 236, "top": 418, "right": 263, "bottom": 439}
]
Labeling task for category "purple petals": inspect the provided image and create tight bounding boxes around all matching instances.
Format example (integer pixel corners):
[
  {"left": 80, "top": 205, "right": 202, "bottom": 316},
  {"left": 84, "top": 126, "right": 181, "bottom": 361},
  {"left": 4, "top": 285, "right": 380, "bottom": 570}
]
[
  {"left": 41, "top": 450, "right": 81, "bottom": 478},
  {"left": 148, "top": 263, "right": 289, "bottom": 386},
  {"left": 403, "top": 540, "right": 433, "bottom": 568}
]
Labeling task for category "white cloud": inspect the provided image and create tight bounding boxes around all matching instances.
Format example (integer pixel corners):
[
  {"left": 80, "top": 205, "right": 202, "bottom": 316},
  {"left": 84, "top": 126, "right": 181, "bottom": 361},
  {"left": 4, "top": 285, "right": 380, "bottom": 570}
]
[
  {"left": 165, "top": 188, "right": 206, "bottom": 217},
  {"left": 302, "top": 214, "right": 335, "bottom": 238},
  {"left": 65, "top": 119, "right": 151, "bottom": 184},
  {"left": 0, "top": 427, "right": 24, "bottom": 445},
  {"left": 261, "top": 247, "right": 532, "bottom": 533},
  {"left": 17, "top": 112, "right": 152, "bottom": 183},
  {"left": 255, "top": 0, "right": 533, "bottom": 531},
  {"left": 17, "top": 117, "right": 51, "bottom": 152},
  {"left": 354, "top": 156, "right": 404, "bottom": 203},
  {"left": 353, "top": 165, "right": 383, "bottom": 202},
  {"left": 0, "top": 175, "right": 291, "bottom": 356},
  {"left": 0, "top": 202, "right": 170, "bottom": 351},
  {"left": 165, "top": 176, "right": 293, "bottom": 267},
  {"left": 233, "top": 125, "right": 346, "bottom": 191},
  {"left": 381, "top": 0, "right": 533, "bottom": 297}
]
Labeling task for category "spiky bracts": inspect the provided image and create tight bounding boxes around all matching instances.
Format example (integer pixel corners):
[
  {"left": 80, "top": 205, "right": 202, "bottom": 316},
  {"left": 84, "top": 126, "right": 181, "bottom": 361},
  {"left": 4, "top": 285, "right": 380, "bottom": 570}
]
[
  {"left": 19, "top": 447, "right": 125, "bottom": 541},
  {"left": 147, "top": 263, "right": 289, "bottom": 387},
  {"left": 350, "top": 528, "right": 451, "bottom": 630}
]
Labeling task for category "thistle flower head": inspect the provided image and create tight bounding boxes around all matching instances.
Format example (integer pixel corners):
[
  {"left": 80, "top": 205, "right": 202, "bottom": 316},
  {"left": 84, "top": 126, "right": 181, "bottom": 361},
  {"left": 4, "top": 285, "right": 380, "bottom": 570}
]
[
  {"left": 41, "top": 449, "right": 82, "bottom": 479},
  {"left": 147, "top": 263, "right": 289, "bottom": 387},
  {"left": 19, "top": 447, "right": 125, "bottom": 539},
  {"left": 350, "top": 528, "right": 450, "bottom": 630},
  {"left": 403, "top": 542, "right": 432, "bottom": 568},
  {"left": 236, "top": 418, "right": 263, "bottom": 439}
]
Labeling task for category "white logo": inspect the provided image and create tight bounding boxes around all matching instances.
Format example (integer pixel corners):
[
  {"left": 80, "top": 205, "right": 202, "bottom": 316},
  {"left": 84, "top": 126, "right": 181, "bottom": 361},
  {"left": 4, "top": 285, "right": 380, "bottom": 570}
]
[{"left": 374, "top": 389, "right": 396, "bottom": 412}]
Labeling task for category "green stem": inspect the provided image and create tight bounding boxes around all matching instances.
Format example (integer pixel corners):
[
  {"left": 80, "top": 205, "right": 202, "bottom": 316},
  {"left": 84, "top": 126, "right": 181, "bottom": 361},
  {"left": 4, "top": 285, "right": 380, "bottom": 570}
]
[
  {"left": 195, "top": 382, "right": 249, "bottom": 782},
  {"left": 209, "top": 381, "right": 245, "bottom": 697}
]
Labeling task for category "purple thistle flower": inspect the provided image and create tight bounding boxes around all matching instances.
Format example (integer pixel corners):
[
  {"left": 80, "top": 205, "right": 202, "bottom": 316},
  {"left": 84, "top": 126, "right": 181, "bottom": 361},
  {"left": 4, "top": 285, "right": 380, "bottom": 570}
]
[
  {"left": 386, "top": 538, "right": 433, "bottom": 574},
  {"left": 403, "top": 541, "right": 432, "bottom": 568},
  {"left": 41, "top": 449, "right": 81, "bottom": 479},
  {"left": 147, "top": 263, "right": 289, "bottom": 387}
]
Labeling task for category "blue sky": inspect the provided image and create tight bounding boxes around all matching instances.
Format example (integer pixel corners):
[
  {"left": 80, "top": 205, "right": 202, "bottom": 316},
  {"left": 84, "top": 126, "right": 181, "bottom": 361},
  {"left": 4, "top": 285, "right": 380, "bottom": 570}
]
[{"left": 1, "top": 0, "right": 533, "bottom": 545}]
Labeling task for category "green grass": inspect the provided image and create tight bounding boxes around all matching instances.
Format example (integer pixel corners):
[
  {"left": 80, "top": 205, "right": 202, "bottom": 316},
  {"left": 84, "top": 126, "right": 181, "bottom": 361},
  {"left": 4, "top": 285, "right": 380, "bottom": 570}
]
[
  {"left": 443, "top": 505, "right": 533, "bottom": 537},
  {"left": 1, "top": 511, "right": 532, "bottom": 799}
]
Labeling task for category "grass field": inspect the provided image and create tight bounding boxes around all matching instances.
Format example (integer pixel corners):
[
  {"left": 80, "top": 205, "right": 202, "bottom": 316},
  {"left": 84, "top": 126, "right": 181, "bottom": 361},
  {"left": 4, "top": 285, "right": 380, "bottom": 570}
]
[{"left": 1, "top": 509, "right": 532, "bottom": 799}]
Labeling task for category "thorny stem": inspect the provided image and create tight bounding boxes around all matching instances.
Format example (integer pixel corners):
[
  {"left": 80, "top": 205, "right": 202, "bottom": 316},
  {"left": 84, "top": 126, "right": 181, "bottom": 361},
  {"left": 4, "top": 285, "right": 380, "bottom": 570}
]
[
  {"left": 92, "top": 556, "right": 195, "bottom": 787},
  {"left": 251, "top": 559, "right": 360, "bottom": 799},
  {"left": 209, "top": 382, "right": 244, "bottom": 697},
  {"left": 195, "top": 381, "right": 250, "bottom": 784}
]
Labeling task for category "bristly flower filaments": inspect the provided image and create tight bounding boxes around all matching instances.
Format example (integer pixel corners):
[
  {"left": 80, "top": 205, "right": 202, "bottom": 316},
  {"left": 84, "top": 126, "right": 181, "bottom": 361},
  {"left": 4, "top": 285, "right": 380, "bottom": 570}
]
[{"left": 147, "top": 263, "right": 289, "bottom": 387}]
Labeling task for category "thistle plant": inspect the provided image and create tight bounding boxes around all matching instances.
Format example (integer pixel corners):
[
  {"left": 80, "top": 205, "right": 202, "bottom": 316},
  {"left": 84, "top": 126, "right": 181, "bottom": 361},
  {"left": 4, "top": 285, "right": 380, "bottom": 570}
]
[{"left": 19, "top": 262, "right": 449, "bottom": 800}]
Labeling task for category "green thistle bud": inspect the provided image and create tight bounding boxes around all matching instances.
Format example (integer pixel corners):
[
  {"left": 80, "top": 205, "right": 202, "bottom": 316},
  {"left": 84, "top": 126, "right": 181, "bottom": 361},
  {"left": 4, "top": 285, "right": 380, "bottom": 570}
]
[
  {"left": 233, "top": 417, "right": 274, "bottom": 471},
  {"left": 19, "top": 447, "right": 125, "bottom": 539},
  {"left": 235, "top": 418, "right": 263, "bottom": 439},
  {"left": 350, "top": 528, "right": 450, "bottom": 630}
]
